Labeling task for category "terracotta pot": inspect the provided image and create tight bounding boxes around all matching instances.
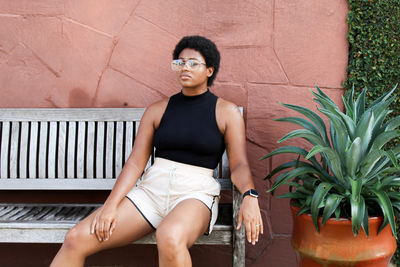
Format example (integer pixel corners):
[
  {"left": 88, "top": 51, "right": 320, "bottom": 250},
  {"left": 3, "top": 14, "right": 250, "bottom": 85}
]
[{"left": 291, "top": 204, "right": 397, "bottom": 267}]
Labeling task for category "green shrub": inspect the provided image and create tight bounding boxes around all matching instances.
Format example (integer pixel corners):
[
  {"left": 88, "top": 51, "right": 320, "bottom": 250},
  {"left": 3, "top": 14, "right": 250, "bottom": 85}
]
[
  {"left": 345, "top": 0, "right": 400, "bottom": 106},
  {"left": 345, "top": 0, "right": 400, "bottom": 263}
]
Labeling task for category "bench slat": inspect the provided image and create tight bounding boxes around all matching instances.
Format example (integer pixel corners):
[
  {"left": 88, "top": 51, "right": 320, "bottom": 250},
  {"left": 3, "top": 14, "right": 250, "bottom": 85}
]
[
  {"left": 0, "top": 177, "right": 232, "bottom": 190},
  {"left": 115, "top": 122, "right": 124, "bottom": 177},
  {"left": 221, "top": 151, "right": 230, "bottom": 179},
  {"left": 8, "top": 207, "right": 33, "bottom": 220},
  {"left": 106, "top": 122, "right": 114, "bottom": 178},
  {"left": 1, "top": 122, "right": 10, "bottom": 178},
  {"left": 0, "top": 224, "right": 232, "bottom": 245},
  {"left": 77, "top": 122, "right": 86, "bottom": 178},
  {"left": 30, "top": 207, "right": 54, "bottom": 220},
  {"left": 40, "top": 207, "right": 64, "bottom": 221},
  {"left": 54, "top": 207, "right": 74, "bottom": 220},
  {"left": 57, "top": 122, "right": 67, "bottom": 179},
  {"left": 63, "top": 207, "right": 84, "bottom": 221},
  {"left": 233, "top": 186, "right": 245, "bottom": 267},
  {"left": 18, "top": 207, "right": 45, "bottom": 221},
  {"left": 68, "top": 207, "right": 92, "bottom": 221},
  {"left": 0, "top": 207, "right": 24, "bottom": 220},
  {"left": 0, "top": 108, "right": 146, "bottom": 122},
  {"left": 0, "top": 206, "right": 14, "bottom": 217},
  {"left": 125, "top": 122, "right": 134, "bottom": 164},
  {"left": 38, "top": 122, "right": 48, "bottom": 178},
  {"left": 138, "top": 121, "right": 153, "bottom": 171},
  {"left": 96, "top": 122, "right": 105, "bottom": 178},
  {"left": 133, "top": 230, "right": 232, "bottom": 245},
  {"left": 19, "top": 122, "right": 29, "bottom": 178},
  {"left": 67, "top": 122, "right": 76, "bottom": 178},
  {"left": 10, "top": 122, "right": 20, "bottom": 178},
  {"left": 86, "top": 122, "right": 95, "bottom": 179},
  {"left": 48, "top": 122, "right": 57, "bottom": 178},
  {"left": 29, "top": 122, "right": 38, "bottom": 178}
]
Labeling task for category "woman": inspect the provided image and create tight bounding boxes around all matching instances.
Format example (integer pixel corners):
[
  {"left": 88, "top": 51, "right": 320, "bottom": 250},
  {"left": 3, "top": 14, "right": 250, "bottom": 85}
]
[{"left": 50, "top": 35, "right": 263, "bottom": 267}]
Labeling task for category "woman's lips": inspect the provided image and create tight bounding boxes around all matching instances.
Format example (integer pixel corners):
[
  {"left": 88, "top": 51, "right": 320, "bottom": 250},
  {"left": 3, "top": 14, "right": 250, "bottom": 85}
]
[{"left": 180, "top": 73, "right": 191, "bottom": 79}]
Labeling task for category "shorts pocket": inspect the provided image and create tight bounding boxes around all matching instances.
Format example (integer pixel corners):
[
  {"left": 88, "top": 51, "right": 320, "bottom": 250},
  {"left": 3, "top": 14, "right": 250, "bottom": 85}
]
[
  {"left": 201, "top": 177, "right": 221, "bottom": 196},
  {"left": 140, "top": 165, "right": 158, "bottom": 183}
]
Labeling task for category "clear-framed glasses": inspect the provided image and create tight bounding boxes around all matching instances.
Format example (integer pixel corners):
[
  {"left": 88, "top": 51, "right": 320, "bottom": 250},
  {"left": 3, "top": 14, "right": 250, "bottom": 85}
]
[{"left": 171, "top": 59, "right": 206, "bottom": 71}]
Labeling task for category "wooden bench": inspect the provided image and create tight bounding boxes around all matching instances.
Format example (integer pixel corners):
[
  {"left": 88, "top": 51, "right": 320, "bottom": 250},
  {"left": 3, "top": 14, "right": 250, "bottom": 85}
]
[{"left": 0, "top": 108, "right": 245, "bottom": 267}]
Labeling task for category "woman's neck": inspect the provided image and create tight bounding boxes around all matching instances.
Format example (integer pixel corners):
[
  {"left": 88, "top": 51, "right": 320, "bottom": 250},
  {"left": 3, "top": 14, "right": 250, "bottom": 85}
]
[{"left": 181, "top": 87, "right": 208, "bottom": 96}]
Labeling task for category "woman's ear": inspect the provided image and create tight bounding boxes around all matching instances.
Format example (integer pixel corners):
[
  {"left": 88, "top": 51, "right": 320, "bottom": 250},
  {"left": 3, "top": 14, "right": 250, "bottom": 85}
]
[{"left": 207, "top": 67, "right": 214, "bottom": 78}]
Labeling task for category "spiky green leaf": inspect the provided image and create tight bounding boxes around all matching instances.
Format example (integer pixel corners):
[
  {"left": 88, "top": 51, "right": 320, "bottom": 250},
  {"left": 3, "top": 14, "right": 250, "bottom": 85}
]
[
  {"left": 311, "top": 182, "right": 333, "bottom": 231},
  {"left": 370, "top": 189, "right": 396, "bottom": 236},
  {"left": 278, "top": 129, "right": 326, "bottom": 147},
  {"left": 268, "top": 166, "right": 322, "bottom": 193},
  {"left": 369, "top": 84, "right": 397, "bottom": 109},
  {"left": 277, "top": 191, "right": 307, "bottom": 199},
  {"left": 264, "top": 160, "right": 310, "bottom": 180},
  {"left": 318, "top": 108, "right": 350, "bottom": 158},
  {"left": 370, "top": 130, "right": 400, "bottom": 151},
  {"left": 306, "top": 146, "right": 344, "bottom": 184},
  {"left": 381, "top": 176, "right": 400, "bottom": 188},
  {"left": 345, "top": 137, "right": 362, "bottom": 177},
  {"left": 359, "top": 149, "right": 386, "bottom": 177},
  {"left": 350, "top": 195, "right": 365, "bottom": 236},
  {"left": 275, "top": 117, "right": 320, "bottom": 137},
  {"left": 354, "top": 88, "right": 366, "bottom": 119},
  {"left": 361, "top": 202, "right": 369, "bottom": 238},
  {"left": 355, "top": 110, "right": 375, "bottom": 155},
  {"left": 385, "top": 150, "right": 399, "bottom": 168},
  {"left": 260, "top": 146, "right": 307, "bottom": 161},
  {"left": 321, "top": 194, "right": 343, "bottom": 225},
  {"left": 349, "top": 177, "right": 364, "bottom": 235},
  {"left": 280, "top": 103, "right": 329, "bottom": 143},
  {"left": 385, "top": 116, "right": 400, "bottom": 131}
]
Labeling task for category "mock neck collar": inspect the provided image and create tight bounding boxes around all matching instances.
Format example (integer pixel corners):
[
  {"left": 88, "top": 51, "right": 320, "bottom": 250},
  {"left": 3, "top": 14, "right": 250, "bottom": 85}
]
[{"left": 179, "top": 88, "right": 211, "bottom": 101}]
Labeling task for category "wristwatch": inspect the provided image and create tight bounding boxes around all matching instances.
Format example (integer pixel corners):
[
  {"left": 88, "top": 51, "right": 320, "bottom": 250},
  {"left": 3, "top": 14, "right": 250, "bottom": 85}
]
[{"left": 243, "top": 189, "right": 258, "bottom": 199}]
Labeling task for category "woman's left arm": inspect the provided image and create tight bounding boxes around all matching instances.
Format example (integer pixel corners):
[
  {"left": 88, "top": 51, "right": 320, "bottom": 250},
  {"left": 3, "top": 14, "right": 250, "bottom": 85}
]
[{"left": 217, "top": 101, "right": 263, "bottom": 245}]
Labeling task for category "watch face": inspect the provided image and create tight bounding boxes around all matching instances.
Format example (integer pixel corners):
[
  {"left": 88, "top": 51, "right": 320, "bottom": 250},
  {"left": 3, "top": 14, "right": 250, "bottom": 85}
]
[{"left": 250, "top": 189, "right": 258, "bottom": 197}]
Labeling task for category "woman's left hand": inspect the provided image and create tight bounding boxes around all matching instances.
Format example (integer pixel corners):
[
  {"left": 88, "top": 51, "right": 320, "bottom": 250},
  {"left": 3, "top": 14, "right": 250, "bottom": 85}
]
[{"left": 236, "top": 196, "right": 263, "bottom": 245}]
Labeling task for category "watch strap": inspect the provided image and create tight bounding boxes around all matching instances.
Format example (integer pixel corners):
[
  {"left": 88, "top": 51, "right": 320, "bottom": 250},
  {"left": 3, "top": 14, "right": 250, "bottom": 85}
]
[{"left": 243, "top": 189, "right": 258, "bottom": 198}]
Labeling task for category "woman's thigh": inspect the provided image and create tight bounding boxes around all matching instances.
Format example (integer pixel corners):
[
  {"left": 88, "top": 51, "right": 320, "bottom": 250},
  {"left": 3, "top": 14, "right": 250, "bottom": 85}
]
[
  {"left": 66, "top": 197, "right": 154, "bottom": 255},
  {"left": 156, "top": 198, "right": 211, "bottom": 248}
]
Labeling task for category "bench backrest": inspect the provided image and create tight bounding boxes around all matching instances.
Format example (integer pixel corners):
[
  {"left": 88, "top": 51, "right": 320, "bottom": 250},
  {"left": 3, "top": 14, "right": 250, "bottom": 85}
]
[{"left": 0, "top": 108, "right": 231, "bottom": 190}]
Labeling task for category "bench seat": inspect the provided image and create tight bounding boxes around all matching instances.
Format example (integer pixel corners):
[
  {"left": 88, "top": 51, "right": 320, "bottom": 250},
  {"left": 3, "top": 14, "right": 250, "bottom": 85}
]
[{"left": 0, "top": 203, "right": 233, "bottom": 244}]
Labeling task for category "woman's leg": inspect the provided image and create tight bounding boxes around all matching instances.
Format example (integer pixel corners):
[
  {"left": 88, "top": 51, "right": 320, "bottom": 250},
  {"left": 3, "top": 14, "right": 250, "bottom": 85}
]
[
  {"left": 156, "top": 198, "right": 211, "bottom": 267},
  {"left": 50, "top": 197, "right": 154, "bottom": 267}
]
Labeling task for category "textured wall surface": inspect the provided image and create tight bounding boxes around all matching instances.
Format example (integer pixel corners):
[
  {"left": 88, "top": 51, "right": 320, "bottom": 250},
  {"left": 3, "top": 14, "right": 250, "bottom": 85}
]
[{"left": 0, "top": 0, "right": 349, "bottom": 266}]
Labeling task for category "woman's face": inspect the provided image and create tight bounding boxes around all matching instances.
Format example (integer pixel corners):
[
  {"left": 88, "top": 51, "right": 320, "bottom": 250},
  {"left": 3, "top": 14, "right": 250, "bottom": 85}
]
[{"left": 175, "top": 48, "right": 214, "bottom": 90}]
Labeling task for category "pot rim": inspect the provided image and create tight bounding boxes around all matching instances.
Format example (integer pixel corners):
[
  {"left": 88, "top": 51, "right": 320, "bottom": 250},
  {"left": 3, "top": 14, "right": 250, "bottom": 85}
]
[{"left": 290, "top": 202, "right": 384, "bottom": 225}]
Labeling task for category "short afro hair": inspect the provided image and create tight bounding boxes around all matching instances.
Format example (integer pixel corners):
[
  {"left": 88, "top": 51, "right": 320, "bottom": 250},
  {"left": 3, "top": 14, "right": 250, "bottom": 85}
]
[{"left": 173, "top": 35, "right": 220, "bottom": 87}]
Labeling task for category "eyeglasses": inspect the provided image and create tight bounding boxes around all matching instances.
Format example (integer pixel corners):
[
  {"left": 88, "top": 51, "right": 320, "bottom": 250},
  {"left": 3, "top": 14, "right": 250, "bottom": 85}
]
[{"left": 171, "top": 59, "right": 206, "bottom": 71}]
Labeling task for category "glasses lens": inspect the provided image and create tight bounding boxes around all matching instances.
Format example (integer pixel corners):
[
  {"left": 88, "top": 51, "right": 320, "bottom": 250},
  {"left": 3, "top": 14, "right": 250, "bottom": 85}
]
[
  {"left": 186, "top": 60, "right": 199, "bottom": 69},
  {"left": 171, "top": 59, "right": 183, "bottom": 71}
]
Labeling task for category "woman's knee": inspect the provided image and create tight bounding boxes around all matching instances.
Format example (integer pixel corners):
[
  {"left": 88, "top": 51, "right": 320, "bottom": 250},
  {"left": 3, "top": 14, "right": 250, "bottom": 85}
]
[
  {"left": 156, "top": 225, "right": 186, "bottom": 254},
  {"left": 63, "top": 226, "right": 88, "bottom": 252}
]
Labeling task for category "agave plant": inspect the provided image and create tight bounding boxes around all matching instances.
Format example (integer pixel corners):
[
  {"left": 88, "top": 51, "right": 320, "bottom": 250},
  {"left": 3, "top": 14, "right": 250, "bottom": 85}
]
[{"left": 262, "top": 85, "right": 400, "bottom": 237}]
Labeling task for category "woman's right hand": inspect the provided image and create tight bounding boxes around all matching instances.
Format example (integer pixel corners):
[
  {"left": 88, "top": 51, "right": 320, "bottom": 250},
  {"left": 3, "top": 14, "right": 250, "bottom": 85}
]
[{"left": 90, "top": 204, "right": 118, "bottom": 242}]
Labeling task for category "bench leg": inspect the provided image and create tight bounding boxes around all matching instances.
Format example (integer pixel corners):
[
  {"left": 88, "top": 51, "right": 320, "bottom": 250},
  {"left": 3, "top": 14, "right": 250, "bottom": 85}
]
[{"left": 233, "top": 186, "right": 245, "bottom": 267}]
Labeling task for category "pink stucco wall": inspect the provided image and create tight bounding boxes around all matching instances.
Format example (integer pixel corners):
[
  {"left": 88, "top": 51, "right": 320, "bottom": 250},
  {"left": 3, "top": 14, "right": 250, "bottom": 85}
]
[{"left": 0, "top": 1, "right": 349, "bottom": 266}]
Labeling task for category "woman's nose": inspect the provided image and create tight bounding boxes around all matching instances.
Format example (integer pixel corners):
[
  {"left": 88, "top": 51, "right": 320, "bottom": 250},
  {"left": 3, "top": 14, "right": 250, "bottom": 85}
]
[{"left": 181, "top": 62, "right": 190, "bottom": 71}]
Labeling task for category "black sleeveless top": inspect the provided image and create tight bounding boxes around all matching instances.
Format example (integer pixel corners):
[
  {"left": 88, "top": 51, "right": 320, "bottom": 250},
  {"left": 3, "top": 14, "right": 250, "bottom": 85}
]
[{"left": 153, "top": 89, "right": 225, "bottom": 169}]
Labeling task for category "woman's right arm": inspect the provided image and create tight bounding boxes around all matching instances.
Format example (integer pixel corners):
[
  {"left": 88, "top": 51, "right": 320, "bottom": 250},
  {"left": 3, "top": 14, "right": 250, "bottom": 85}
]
[{"left": 90, "top": 101, "right": 166, "bottom": 242}]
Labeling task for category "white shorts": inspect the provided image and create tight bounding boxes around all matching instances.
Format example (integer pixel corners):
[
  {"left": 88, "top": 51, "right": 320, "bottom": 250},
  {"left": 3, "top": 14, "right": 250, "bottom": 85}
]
[{"left": 126, "top": 157, "right": 221, "bottom": 234}]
